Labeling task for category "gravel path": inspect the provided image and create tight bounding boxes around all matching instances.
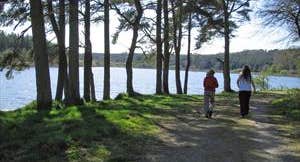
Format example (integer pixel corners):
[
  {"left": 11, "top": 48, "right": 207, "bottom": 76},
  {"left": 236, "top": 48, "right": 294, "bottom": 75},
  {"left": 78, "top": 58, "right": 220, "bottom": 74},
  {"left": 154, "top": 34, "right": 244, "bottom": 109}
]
[{"left": 143, "top": 95, "right": 300, "bottom": 162}]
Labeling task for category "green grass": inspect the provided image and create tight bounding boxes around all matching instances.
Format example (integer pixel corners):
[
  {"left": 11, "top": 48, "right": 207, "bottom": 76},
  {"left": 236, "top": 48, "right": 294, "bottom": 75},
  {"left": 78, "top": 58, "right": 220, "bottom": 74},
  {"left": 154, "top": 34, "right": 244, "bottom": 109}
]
[
  {"left": 271, "top": 89, "right": 300, "bottom": 120},
  {"left": 0, "top": 94, "right": 204, "bottom": 161},
  {"left": 0, "top": 90, "right": 299, "bottom": 161}
]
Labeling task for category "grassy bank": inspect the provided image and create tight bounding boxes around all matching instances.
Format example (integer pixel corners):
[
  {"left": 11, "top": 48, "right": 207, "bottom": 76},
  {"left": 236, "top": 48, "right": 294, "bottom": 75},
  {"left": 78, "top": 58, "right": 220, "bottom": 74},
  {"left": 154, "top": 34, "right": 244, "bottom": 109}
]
[
  {"left": 0, "top": 94, "right": 199, "bottom": 161},
  {"left": 271, "top": 89, "right": 300, "bottom": 120},
  {"left": 0, "top": 90, "right": 299, "bottom": 161}
]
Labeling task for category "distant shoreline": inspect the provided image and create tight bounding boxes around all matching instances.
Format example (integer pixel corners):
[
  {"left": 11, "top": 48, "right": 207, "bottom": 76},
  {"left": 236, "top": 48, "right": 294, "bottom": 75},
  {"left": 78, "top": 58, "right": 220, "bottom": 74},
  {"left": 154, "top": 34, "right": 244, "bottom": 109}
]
[{"left": 20, "top": 65, "right": 300, "bottom": 77}]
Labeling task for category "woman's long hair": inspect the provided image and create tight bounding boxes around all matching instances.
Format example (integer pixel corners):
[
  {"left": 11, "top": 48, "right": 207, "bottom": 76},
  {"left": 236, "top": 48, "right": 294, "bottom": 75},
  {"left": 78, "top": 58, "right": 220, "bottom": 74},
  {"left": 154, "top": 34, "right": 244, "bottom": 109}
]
[{"left": 241, "top": 65, "right": 252, "bottom": 82}]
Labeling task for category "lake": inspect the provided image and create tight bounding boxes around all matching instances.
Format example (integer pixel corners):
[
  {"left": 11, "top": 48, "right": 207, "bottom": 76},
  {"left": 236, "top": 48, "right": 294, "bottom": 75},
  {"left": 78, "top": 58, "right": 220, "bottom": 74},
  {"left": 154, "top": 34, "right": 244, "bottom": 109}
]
[{"left": 1, "top": 67, "right": 300, "bottom": 111}]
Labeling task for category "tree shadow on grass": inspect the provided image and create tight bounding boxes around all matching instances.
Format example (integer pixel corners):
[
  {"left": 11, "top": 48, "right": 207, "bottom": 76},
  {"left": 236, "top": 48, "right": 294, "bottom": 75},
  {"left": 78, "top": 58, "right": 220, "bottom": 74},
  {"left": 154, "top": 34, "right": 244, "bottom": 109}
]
[
  {"left": 73, "top": 106, "right": 161, "bottom": 161},
  {"left": 0, "top": 105, "right": 162, "bottom": 162},
  {"left": 0, "top": 108, "right": 67, "bottom": 161},
  {"left": 2, "top": 92, "right": 298, "bottom": 162},
  {"left": 93, "top": 95, "right": 189, "bottom": 118}
]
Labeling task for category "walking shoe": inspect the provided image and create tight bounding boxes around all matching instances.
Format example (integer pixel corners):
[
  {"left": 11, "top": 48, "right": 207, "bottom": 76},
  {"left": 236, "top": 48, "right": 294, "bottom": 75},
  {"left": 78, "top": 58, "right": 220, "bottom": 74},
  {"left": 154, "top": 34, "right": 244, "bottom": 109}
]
[
  {"left": 209, "top": 111, "right": 213, "bottom": 118},
  {"left": 205, "top": 113, "right": 209, "bottom": 118}
]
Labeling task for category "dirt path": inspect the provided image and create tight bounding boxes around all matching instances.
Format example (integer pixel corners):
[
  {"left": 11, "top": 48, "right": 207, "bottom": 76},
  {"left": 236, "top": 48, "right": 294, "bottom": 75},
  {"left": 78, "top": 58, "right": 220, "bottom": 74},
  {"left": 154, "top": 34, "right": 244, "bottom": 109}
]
[{"left": 143, "top": 95, "right": 300, "bottom": 162}]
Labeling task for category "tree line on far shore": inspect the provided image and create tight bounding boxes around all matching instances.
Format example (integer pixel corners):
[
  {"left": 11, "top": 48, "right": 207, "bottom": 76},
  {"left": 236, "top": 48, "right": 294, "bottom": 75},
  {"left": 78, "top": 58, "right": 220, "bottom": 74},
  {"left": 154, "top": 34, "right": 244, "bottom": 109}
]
[
  {"left": 1, "top": 31, "right": 299, "bottom": 77},
  {"left": 0, "top": 0, "right": 299, "bottom": 109}
]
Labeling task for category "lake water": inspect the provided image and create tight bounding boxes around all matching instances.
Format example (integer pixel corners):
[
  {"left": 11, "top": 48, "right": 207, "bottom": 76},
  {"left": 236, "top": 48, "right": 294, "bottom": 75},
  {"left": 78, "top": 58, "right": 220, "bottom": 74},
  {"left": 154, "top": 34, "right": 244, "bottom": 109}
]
[{"left": 1, "top": 67, "right": 300, "bottom": 111}]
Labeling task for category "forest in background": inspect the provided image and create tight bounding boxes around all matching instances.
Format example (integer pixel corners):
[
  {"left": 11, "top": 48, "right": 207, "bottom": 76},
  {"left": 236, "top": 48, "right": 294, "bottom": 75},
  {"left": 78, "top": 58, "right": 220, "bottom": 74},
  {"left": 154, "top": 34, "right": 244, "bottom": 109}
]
[
  {"left": 1, "top": 31, "right": 300, "bottom": 76},
  {"left": 87, "top": 49, "right": 300, "bottom": 75}
]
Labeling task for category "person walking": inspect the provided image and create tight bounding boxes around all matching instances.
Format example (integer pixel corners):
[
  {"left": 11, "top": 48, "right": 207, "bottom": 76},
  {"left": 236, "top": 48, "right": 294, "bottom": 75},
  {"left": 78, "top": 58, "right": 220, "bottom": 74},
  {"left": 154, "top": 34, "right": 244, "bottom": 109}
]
[
  {"left": 203, "top": 69, "right": 219, "bottom": 118},
  {"left": 237, "top": 65, "right": 256, "bottom": 118}
]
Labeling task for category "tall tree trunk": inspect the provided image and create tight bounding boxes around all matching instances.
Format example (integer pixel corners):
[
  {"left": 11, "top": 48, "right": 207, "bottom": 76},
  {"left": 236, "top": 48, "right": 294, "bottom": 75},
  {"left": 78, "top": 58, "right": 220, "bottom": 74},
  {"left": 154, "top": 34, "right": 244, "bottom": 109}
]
[
  {"left": 29, "top": 0, "right": 52, "bottom": 109},
  {"left": 47, "top": 0, "right": 62, "bottom": 101},
  {"left": 54, "top": 46, "right": 64, "bottom": 101},
  {"left": 223, "top": 2, "right": 232, "bottom": 92},
  {"left": 103, "top": 0, "right": 110, "bottom": 100},
  {"left": 172, "top": 0, "right": 183, "bottom": 94},
  {"left": 156, "top": 0, "right": 162, "bottom": 94},
  {"left": 48, "top": 0, "right": 70, "bottom": 103},
  {"left": 163, "top": 0, "right": 170, "bottom": 94},
  {"left": 126, "top": 25, "right": 138, "bottom": 96},
  {"left": 90, "top": 73, "right": 96, "bottom": 101},
  {"left": 184, "top": 13, "right": 192, "bottom": 94},
  {"left": 69, "top": 0, "right": 81, "bottom": 104},
  {"left": 295, "top": 15, "right": 300, "bottom": 38},
  {"left": 126, "top": 0, "right": 143, "bottom": 96},
  {"left": 59, "top": 0, "right": 70, "bottom": 104},
  {"left": 84, "top": 0, "right": 93, "bottom": 102}
]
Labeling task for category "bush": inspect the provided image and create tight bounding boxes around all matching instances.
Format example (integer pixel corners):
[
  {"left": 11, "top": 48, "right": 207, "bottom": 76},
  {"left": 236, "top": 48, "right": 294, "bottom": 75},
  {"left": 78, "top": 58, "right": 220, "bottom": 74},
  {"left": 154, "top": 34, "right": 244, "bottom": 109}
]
[
  {"left": 254, "top": 68, "right": 271, "bottom": 90},
  {"left": 279, "top": 70, "right": 288, "bottom": 75}
]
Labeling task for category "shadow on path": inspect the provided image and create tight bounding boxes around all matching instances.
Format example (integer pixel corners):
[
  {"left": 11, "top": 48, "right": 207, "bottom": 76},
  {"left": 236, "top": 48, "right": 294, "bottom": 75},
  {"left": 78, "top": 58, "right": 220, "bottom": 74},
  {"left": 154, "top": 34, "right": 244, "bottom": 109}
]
[{"left": 143, "top": 94, "right": 300, "bottom": 162}]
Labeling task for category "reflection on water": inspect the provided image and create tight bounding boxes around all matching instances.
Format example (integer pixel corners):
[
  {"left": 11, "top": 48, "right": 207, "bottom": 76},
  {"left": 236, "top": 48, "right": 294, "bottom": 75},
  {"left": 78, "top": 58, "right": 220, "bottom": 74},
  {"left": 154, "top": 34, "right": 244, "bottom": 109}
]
[{"left": 1, "top": 67, "right": 300, "bottom": 110}]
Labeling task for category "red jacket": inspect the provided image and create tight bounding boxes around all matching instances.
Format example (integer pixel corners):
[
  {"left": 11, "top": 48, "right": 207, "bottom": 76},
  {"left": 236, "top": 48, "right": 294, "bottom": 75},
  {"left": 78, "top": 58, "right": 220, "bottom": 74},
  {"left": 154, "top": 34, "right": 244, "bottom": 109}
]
[{"left": 204, "top": 76, "right": 218, "bottom": 92}]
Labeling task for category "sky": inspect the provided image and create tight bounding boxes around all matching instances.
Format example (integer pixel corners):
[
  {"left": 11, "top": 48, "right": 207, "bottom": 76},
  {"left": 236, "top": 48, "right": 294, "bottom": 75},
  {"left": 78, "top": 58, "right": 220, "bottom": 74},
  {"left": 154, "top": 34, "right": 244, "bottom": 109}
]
[
  {"left": 81, "top": 0, "right": 300, "bottom": 55},
  {"left": 2, "top": 0, "right": 299, "bottom": 55}
]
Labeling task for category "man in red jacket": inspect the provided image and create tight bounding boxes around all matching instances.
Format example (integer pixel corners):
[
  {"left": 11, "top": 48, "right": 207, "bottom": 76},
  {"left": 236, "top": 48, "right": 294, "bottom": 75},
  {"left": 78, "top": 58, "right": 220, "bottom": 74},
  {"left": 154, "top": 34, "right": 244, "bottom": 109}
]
[{"left": 203, "top": 69, "right": 218, "bottom": 118}]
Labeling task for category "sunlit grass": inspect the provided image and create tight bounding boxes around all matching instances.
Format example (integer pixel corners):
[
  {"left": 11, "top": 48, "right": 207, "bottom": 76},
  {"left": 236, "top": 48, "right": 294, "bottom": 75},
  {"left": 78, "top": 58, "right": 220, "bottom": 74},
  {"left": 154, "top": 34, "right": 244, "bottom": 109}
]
[
  {"left": 0, "top": 90, "right": 299, "bottom": 161},
  {"left": 272, "top": 89, "right": 300, "bottom": 120}
]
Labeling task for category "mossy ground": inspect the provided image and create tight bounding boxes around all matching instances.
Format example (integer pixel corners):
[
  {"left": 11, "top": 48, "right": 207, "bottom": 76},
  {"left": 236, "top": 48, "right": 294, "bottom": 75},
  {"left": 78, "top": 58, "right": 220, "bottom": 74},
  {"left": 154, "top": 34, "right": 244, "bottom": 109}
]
[{"left": 0, "top": 90, "right": 299, "bottom": 161}]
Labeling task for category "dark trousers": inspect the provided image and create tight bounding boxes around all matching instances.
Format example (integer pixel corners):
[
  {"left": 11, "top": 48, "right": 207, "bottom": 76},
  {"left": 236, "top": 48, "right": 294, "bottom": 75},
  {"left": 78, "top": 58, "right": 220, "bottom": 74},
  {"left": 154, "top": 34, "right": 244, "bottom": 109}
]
[{"left": 239, "top": 91, "right": 251, "bottom": 116}]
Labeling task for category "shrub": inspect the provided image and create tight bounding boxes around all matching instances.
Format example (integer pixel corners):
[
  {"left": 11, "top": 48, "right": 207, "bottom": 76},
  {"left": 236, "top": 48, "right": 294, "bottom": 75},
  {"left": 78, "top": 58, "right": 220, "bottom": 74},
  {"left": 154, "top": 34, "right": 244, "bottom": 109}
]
[{"left": 254, "top": 68, "right": 271, "bottom": 90}]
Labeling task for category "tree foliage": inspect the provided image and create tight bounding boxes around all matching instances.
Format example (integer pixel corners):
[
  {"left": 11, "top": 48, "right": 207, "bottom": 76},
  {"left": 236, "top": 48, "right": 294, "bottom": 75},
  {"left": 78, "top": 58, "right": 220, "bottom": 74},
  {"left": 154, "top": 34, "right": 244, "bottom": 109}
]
[
  {"left": 258, "top": 0, "right": 300, "bottom": 42},
  {"left": 0, "top": 0, "right": 30, "bottom": 33},
  {"left": 0, "top": 31, "right": 58, "bottom": 79}
]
